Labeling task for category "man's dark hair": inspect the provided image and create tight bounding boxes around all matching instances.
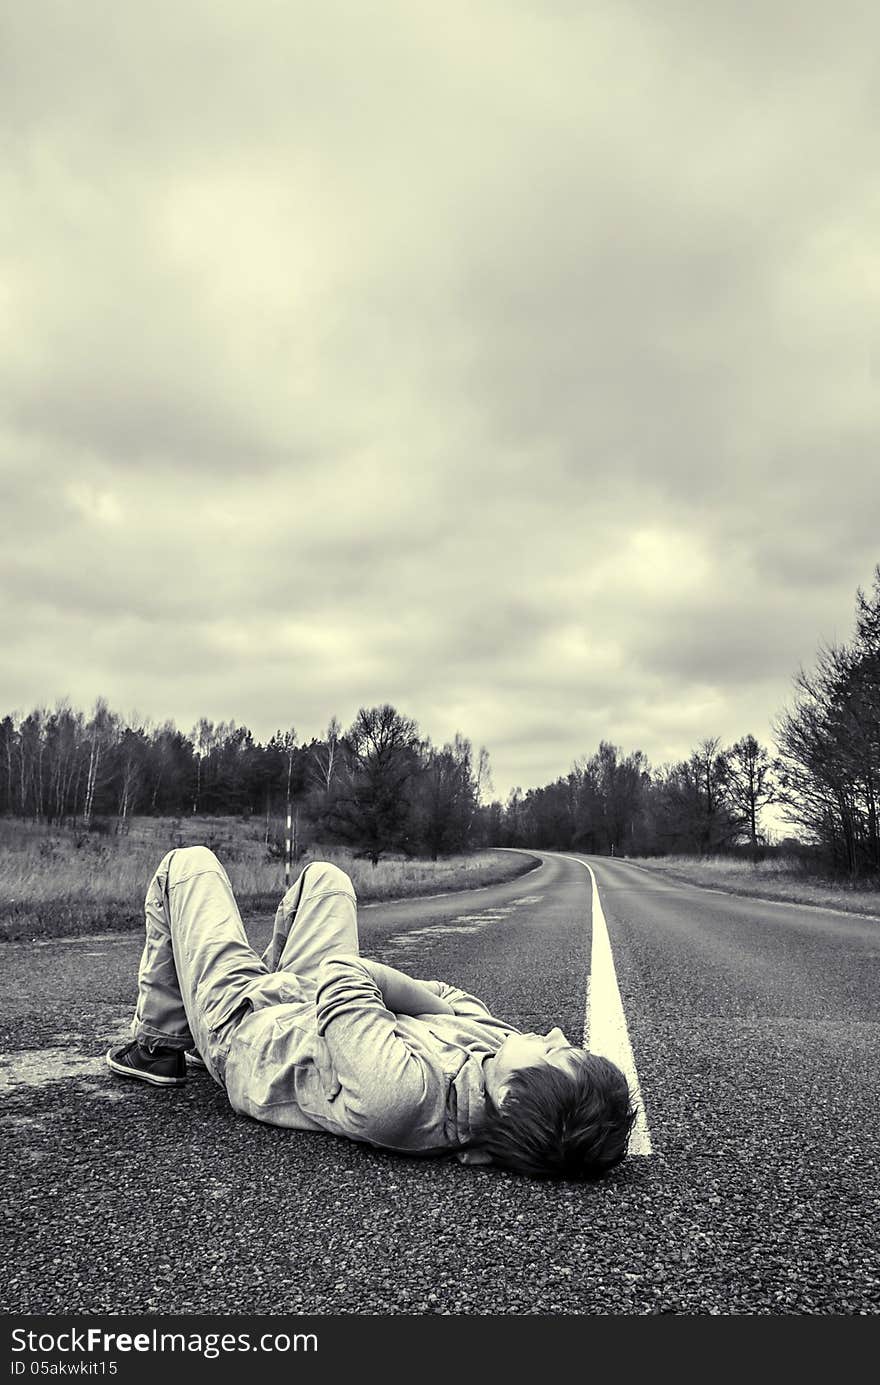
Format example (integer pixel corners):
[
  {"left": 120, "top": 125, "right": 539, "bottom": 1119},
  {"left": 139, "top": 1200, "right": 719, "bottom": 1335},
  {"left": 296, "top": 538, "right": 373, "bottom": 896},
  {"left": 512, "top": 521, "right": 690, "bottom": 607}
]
[{"left": 474, "top": 1053, "right": 637, "bottom": 1180}]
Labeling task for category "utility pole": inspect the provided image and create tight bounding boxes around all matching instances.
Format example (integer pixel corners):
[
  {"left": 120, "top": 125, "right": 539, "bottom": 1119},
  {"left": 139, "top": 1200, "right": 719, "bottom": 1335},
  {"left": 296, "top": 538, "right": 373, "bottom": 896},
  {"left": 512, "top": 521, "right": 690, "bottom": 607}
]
[{"left": 283, "top": 726, "right": 296, "bottom": 889}]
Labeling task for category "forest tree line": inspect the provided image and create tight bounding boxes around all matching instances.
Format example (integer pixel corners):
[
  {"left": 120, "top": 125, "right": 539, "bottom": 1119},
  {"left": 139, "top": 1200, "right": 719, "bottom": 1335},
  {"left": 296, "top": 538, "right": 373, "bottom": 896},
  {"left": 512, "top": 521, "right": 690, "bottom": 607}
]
[
  {"left": 2, "top": 569, "right": 878, "bottom": 876},
  {"left": 0, "top": 700, "right": 490, "bottom": 865}
]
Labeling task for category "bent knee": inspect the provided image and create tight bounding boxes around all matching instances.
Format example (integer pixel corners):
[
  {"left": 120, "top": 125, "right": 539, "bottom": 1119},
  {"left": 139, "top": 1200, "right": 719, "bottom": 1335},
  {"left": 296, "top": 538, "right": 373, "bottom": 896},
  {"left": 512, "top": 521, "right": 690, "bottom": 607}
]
[
  {"left": 166, "top": 845, "right": 226, "bottom": 882},
  {"left": 303, "top": 861, "right": 356, "bottom": 897}
]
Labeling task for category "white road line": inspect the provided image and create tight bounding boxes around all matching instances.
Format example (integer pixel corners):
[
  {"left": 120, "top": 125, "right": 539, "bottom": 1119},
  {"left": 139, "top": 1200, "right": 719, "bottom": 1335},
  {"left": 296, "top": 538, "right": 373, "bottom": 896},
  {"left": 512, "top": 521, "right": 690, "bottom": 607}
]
[{"left": 558, "top": 853, "right": 653, "bottom": 1156}]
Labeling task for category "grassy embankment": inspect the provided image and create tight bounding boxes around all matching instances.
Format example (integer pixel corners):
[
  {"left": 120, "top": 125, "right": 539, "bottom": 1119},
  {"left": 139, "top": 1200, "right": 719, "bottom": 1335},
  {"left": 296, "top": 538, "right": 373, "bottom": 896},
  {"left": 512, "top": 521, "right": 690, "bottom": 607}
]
[
  {"left": 0, "top": 816, "right": 537, "bottom": 942},
  {"left": 624, "top": 852, "right": 880, "bottom": 918}
]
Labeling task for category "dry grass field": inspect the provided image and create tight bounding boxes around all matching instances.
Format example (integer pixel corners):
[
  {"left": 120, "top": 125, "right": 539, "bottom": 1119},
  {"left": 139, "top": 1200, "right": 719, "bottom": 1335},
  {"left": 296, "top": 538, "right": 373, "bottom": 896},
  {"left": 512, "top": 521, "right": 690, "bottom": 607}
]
[
  {"left": 0, "top": 816, "right": 537, "bottom": 941},
  {"left": 624, "top": 852, "right": 880, "bottom": 918}
]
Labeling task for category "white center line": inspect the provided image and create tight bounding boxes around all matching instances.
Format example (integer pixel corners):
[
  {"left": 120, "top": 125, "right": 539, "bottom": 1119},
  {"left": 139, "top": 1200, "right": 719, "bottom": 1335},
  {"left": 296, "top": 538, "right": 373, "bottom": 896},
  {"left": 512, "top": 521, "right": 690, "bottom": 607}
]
[{"left": 559, "top": 853, "right": 653, "bottom": 1156}]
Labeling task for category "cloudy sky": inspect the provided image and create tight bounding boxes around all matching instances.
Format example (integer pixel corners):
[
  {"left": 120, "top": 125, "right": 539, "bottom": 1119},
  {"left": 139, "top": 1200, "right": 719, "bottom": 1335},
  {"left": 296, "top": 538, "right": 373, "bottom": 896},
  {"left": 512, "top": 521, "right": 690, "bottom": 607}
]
[{"left": 2, "top": 1, "right": 878, "bottom": 803}]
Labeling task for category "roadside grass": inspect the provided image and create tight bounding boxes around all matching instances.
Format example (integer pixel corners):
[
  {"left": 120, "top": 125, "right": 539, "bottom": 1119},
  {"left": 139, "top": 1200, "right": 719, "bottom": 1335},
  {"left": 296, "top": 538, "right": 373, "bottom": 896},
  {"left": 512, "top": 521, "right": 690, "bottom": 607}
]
[
  {"left": 623, "top": 852, "right": 880, "bottom": 918},
  {"left": 0, "top": 817, "right": 538, "bottom": 942}
]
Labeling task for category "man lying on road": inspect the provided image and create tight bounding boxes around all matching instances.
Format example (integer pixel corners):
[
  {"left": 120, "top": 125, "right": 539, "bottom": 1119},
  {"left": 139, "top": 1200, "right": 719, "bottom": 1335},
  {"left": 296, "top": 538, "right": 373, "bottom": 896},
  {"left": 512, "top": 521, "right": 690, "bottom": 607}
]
[{"left": 107, "top": 846, "right": 636, "bottom": 1179}]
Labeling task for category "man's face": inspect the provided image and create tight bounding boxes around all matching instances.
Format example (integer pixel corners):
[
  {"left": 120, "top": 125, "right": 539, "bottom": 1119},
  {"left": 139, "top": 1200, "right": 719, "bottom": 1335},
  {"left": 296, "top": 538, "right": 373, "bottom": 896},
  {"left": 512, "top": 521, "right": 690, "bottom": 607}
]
[{"left": 486, "top": 1027, "right": 586, "bottom": 1105}]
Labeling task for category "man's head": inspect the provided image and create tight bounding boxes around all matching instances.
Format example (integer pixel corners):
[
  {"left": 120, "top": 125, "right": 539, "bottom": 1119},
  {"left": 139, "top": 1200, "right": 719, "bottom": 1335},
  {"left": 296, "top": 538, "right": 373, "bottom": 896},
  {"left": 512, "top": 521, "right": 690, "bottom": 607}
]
[{"left": 478, "top": 1030, "right": 637, "bottom": 1179}]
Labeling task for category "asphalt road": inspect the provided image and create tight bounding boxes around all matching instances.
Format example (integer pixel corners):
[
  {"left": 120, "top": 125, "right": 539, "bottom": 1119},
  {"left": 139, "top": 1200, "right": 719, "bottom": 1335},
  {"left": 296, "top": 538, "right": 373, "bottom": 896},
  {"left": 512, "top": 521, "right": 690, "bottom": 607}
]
[{"left": 1, "top": 851, "right": 878, "bottom": 1315}]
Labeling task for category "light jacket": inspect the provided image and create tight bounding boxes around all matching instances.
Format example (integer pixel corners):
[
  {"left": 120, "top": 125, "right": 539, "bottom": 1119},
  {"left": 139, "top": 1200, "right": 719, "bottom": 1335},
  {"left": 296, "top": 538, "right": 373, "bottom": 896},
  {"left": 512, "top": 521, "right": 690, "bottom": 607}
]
[{"left": 220, "top": 953, "right": 516, "bottom": 1159}]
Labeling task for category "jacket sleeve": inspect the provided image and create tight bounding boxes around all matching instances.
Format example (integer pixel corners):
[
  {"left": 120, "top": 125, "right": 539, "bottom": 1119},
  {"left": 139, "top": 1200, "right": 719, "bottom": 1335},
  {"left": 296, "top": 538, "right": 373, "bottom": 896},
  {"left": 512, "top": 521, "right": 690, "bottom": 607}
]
[
  {"left": 417, "top": 978, "right": 497, "bottom": 1020},
  {"left": 314, "top": 953, "right": 436, "bottom": 1145}
]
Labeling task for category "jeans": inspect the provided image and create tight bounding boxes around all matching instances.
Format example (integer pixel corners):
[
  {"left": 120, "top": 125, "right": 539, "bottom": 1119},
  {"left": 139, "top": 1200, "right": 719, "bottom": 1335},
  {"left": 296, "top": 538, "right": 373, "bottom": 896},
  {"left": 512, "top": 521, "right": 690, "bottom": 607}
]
[{"left": 132, "top": 846, "right": 358, "bottom": 1083}]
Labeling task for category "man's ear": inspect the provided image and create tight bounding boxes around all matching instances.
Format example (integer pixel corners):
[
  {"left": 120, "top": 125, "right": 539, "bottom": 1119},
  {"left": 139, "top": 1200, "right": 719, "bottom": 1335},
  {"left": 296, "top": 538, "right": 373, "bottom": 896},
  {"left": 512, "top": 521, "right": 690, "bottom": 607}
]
[{"left": 457, "top": 1148, "right": 494, "bottom": 1166}]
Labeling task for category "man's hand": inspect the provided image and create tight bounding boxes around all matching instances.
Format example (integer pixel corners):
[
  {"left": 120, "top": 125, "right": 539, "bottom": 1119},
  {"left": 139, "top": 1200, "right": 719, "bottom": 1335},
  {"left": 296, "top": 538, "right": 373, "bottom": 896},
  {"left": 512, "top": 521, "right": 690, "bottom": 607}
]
[{"left": 314, "top": 1035, "right": 342, "bottom": 1100}]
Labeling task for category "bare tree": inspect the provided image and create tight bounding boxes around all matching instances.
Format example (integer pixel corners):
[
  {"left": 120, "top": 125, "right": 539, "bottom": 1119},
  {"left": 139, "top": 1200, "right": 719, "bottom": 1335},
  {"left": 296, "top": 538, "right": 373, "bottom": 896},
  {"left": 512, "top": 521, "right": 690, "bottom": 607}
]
[
  {"left": 311, "top": 715, "right": 342, "bottom": 793},
  {"left": 16, "top": 709, "right": 46, "bottom": 819},
  {"left": 774, "top": 579, "right": 880, "bottom": 876},
  {"left": 690, "top": 737, "right": 733, "bottom": 853},
  {"left": 720, "top": 734, "right": 776, "bottom": 859},
  {"left": 83, "top": 699, "right": 116, "bottom": 827},
  {"left": 475, "top": 745, "right": 493, "bottom": 804},
  {"left": 327, "top": 705, "right": 420, "bottom": 864},
  {"left": 0, "top": 714, "right": 14, "bottom": 815},
  {"left": 649, "top": 738, "right": 736, "bottom": 855},
  {"left": 414, "top": 733, "right": 481, "bottom": 859},
  {"left": 190, "top": 717, "right": 215, "bottom": 814},
  {"left": 46, "top": 702, "right": 84, "bottom": 824},
  {"left": 116, "top": 726, "right": 147, "bottom": 833}
]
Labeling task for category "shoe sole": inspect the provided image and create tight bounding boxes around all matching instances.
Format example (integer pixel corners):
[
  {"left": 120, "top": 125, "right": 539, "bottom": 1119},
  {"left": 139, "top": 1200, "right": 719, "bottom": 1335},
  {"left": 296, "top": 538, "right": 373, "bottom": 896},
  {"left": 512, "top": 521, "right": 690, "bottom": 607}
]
[
  {"left": 106, "top": 1049, "right": 186, "bottom": 1087},
  {"left": 185, "top": 1051, "right": 207, "bottom": 1069}
]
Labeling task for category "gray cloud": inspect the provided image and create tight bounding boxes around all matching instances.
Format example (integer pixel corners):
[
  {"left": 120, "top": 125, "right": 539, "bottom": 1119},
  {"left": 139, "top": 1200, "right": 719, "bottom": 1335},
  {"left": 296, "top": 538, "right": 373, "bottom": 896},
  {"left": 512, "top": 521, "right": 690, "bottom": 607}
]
[{"left": 1, "top": 1, "right": 878, "bottom": 802}]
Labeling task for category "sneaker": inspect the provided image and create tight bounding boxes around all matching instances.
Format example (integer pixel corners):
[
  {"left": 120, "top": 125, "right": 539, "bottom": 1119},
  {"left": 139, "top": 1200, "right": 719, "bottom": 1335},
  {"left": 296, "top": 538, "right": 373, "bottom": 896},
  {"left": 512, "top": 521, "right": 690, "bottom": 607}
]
[
  {"left": 106, "top": 1040, "right": 186, "bottom": 1087},
  {"left": 184, "top": 1048, "right": 207, "bottom": 1070}
]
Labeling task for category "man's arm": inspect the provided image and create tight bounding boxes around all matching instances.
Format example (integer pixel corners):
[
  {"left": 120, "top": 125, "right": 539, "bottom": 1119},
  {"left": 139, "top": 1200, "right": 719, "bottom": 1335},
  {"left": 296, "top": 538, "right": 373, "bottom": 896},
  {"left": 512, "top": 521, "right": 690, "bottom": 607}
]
[
  {"left": 357, "top": 958, "right": 455, "bottom": 1017},
  {"left": 314, "top": 954, "right": 442, "bottom": 1145}
]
